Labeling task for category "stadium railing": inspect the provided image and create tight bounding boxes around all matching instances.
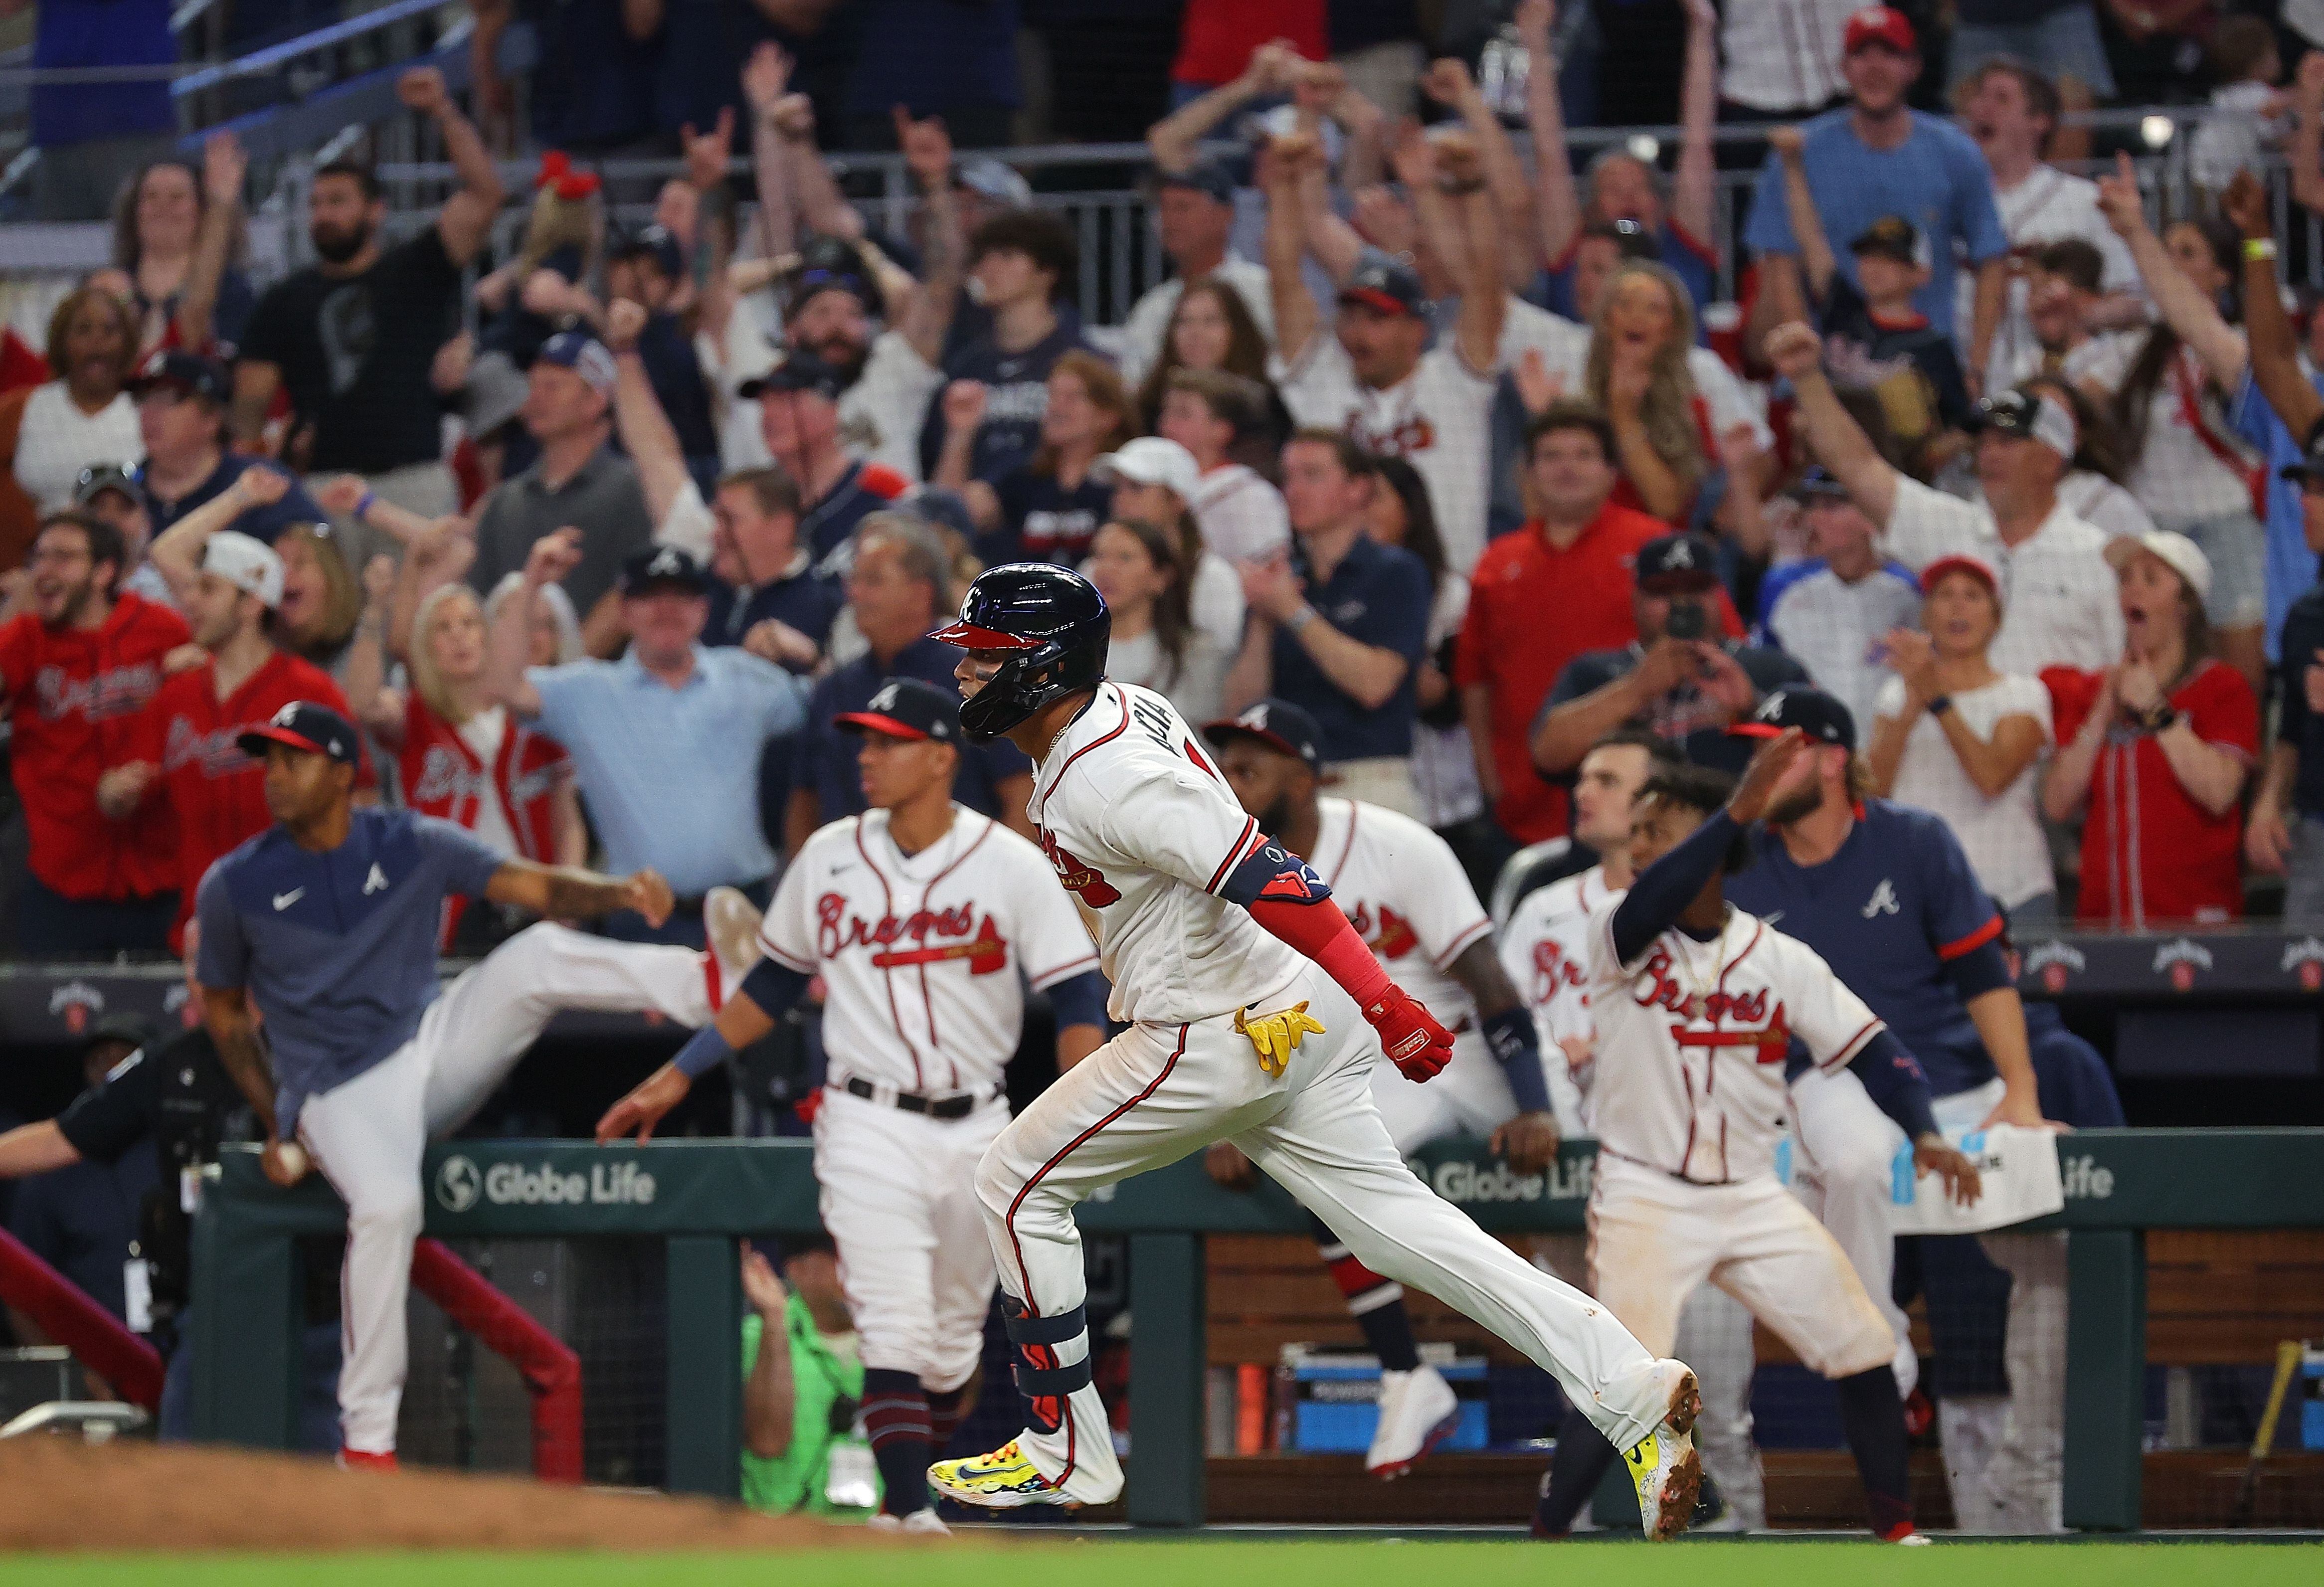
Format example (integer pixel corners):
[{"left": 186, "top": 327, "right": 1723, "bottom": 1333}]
[{"left": 186, "top": 1127, "right": 2324, "bottom": 1530}]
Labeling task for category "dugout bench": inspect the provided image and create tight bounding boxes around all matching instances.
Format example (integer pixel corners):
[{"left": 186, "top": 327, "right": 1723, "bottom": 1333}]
[{"left": 189, "top": 1130, "right": 2324, "bottom": 1529}]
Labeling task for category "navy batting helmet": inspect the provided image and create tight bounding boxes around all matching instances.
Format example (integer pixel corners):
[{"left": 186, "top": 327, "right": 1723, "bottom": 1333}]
[{"left": 931, "top": 562, "right": 1110, "bottom": 742}]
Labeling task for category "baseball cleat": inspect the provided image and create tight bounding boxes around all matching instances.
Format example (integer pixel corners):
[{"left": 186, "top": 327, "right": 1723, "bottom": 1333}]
[
  {"left": 1367, "top": 1362, "right": 1460, "bottom": 1479},
  {"left": 705, "top": 884, "right": 765, "bottom": 1005},
  {"left": 335, "top": 1448, "right": 397, "bottom": 1472},
  {"left": 867, "top": 1509, "right": 951, "bottom": 1535},
  {"left": 1622, "top": 1363, "right": 1702, "bottom": 1541},
  {"left": 927, "top": 1439, "right": 1078, "bottom": 1509}
]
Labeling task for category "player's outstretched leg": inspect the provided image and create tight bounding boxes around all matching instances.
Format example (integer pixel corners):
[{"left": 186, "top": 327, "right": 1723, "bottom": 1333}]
[
  {"left": 1245, "top": 1050, "right": 1699, "bottom": 1537},
  {"left": 415, "top": 920, "right": 732, "bottom": 1133},
  {"left": 1301, "top": 1210, "right": 1457, "bottom": 1478},
  {"left": 934, "top": 1021, "right": 1246, "bottom": 1509},
  {"left": 1788, "top": 1066, "right": 1918, "bottom": 1395}
]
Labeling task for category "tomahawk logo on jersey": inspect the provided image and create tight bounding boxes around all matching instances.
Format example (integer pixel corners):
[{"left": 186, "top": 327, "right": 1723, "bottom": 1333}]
[
  {"left": 1587, "top": 898, "right": 1886, "bottom": 1185},
  {"left": 761, "top": 807, "right": 1098, "bottom": 1094}
]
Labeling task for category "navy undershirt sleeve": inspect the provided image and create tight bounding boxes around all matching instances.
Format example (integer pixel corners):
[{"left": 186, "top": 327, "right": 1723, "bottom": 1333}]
[
  {"left": 1848, "top": 1028, "right": 1940, "bottom": 1141},
  {"left": 674, "top": 961, "right": 813, "bottom": 1079},
  {"left": 1047, "top": 968, "right": 1109, "bottom": 1032},
  {"left": 1610, "top": 809, "right": 1740, "bottom": 965},
  {"left": 1941, "top": 939, "right": 2012, "bottom": 1001}
]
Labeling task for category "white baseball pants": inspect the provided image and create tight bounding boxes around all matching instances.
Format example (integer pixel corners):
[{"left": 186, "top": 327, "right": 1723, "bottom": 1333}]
[
  {"left": 297, "top": 924, "right": 716, "bottom": 1455},
  {"left": 972, "top": 964, "right": 1674, "bottom": 1504},
  {"left": 814, "top": 1085, "right": 1005, "bottom": 1392},
  {"left": 1587, "top": 1154, "right": 1896, "bottom": 1381},
  {"left": 1369, "top": 1031, "right": 1513, "bottom": 1153},
  {"left": 1792, "top": 1069, "right": 2065, "bottom": 1531}
]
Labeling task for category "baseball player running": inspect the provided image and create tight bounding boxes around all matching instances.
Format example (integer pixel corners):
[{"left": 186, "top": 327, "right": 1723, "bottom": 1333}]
[
  {"left": 908, "top": 562, "right": 1702, "bottom": 1539},
  {"left": 1530, "top": 735, "right": 1981, "bottom": 1543},
  {"left": 1198, "top": 698, "right": 1559, "bottom": 1479},
  {"left": 193, "top": 703, "right": 760, "bottom": 1468},
  {"left": 596, "top": 678, "right": 1110, "bottom": 1533}
]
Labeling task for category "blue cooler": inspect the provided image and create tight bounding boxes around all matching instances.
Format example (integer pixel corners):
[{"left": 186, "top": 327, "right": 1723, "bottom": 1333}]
[{"left": 1285, "top": 1348, "right": 1490, "bottom": 1453}]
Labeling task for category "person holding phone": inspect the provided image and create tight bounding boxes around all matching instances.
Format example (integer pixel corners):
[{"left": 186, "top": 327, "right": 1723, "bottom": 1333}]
[{"left": 1529, "top": 531, "right": 1807, "bottom": 782}]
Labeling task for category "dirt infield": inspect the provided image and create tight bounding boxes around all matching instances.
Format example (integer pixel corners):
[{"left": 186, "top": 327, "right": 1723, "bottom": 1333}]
[{"left": 0, "top": 1437, "right": 846, "bottom": 1551}]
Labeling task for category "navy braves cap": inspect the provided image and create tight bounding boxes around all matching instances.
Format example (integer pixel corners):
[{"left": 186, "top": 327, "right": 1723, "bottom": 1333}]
[
  {"left": 73, "top": 461, "right": 143, "bottom": 509},
  {"left": 1635, "top": 530, "right": 1722, "bottom": 591},
  {"left": 782, "top": 236, "right": 877, "bottom": 321},
  {"left": 1793, "top": 466, "right": 1850, "bottom": 500},
  {"left": 1730, "top": 686, "right": 1857, "bottom": 752},
  {"left": 1338, "top": 255, "right": 1428, "bottom": 320},
  {"left": 835, "top": 677, "right": 962, "bottom": 744},
  {"left": 612, "top": 222, "right": 684, "bottom": 279},
  {"left": 537, "top": 330, "right": 617, "bottom": 395},
  {"left": 237, "top": 700, "right": 361, "bottom": 765},
  {"left": 1204, "top": 698, "right": 1325, "bottom": 772},
  {"left": 738, "top": 350, "right": 850, "bottom": 404},
  {"left": 619, "top": 543, "right": 711, "bottom": 596},
  {"left": 128, "top": 349, "right": 230, "bottom": 404},
  {"left": 1157, "top": 159, "right": 1236, "bottom": 205}
]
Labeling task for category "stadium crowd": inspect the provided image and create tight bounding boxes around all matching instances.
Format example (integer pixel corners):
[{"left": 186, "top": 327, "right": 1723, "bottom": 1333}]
[
  {"left": 2, "top": 2, "right": 2322, "bottom": 952},
  {"left": 0, "top": 0, "right": 2319, "bottom": 1537}
]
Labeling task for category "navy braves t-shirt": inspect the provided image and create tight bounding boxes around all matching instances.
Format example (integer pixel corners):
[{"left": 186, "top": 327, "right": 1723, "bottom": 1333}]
[
  {"left": 706, "top": 567, "right": 845, "bottom": 669},
  {"left": 1728, "top": 798, "right": 2004, "bottom": 1097},
  {"left": 978, "top": 467, "right": 1109, "bottom": 566},
  {"left": 194, "top": 809, "right": 505, "bottom": 1131},
  {"left": 1270, "top": 534, "right": 1431, "bottom": 762},
  {"left": 918, "top": 319, "right": 1103, "bottom": 483},
  {"left": 793, "top": 637, "right": 1033, "bottom": 824}
]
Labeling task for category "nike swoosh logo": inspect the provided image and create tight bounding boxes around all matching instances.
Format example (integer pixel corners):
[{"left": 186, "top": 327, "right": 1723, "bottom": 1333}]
[{"left": 273, "top": 889, "right": 304, "bottom": 910}]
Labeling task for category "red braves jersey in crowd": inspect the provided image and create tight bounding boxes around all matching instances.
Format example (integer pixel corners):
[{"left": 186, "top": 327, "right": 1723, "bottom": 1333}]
[
  {"left": 0, "top": 593, "right": 190, "bottom": 900},
  {"left": 128, "top": 649, "right": 364, "bottom": 937},
  {"left": 399, "top": 696, "right": 569, "bottom": 945}
]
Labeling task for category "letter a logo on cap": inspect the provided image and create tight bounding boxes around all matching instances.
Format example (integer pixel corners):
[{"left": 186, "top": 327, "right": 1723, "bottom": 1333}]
[{"left": 871, "top": 683, "right": 900, "bottom": 713}]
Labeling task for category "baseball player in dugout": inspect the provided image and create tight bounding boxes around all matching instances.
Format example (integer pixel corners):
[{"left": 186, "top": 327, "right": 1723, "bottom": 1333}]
[
  {"left": 596, "top": 677, "right": 1110, "bottom": 1534},
  {"left": 1725, "top": 686, "right": 2070, "bottom": 1532},
  {"left": 193, "top": 701, "right": 767, "bottom": 1470},
  {"left": 902, "top": 561, "right": 1705, "bottom": 1539},
  {"left": 1198, "top": 697, "right": 1559, "bottom": 1480},
  {"left": 1531, "top": 730, "right": 1982, "bottom": 1544}
]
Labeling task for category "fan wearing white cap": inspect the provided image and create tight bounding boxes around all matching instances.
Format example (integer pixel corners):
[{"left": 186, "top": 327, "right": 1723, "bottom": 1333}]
[
  {"left": 1768, "top": 321, "right": 2124, "bottom": 680},
  {"left": 2040, "top": 528, "right": 2260, "bottom": 928},
  {"left": 102, "top": 529, "right": 369, "bottom": 950},
  {"left": 1092, "top": 435, "right": 1249, "bottom": 661}
]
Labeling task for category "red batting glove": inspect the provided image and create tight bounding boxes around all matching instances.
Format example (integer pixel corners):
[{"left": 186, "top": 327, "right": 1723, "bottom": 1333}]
[{"left": 1363, "top": 987, "right": 1453, "bottom": 1081}]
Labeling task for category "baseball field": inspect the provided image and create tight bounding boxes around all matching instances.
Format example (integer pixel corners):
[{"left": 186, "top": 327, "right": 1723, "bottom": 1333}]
[{"left": 4, "top": 1437, "right": 2316, "bottom": 1585}]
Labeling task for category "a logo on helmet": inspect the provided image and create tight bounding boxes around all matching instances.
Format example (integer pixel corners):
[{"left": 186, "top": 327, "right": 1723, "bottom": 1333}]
[
  {"left": 1038, "top": 829, "right": 1121, "bottom": 906},
  {"left": 870, "top": 683, "right": 901, "bottom": 713}
]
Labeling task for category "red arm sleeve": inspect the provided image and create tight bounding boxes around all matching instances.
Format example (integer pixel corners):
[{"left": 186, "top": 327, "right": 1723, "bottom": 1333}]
[{"left": 1248, "top": 892, "right": 1394, "bottom": 1008}]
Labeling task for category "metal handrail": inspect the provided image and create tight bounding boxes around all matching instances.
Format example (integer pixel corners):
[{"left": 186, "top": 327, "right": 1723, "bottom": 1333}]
[{"left": 169, "top": 0, "right": 445, "bottom": 98}]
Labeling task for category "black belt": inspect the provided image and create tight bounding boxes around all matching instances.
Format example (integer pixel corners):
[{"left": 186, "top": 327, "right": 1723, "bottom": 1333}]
[{"left": 843, "top": 1076, "right": 992, "bottom": 1120}]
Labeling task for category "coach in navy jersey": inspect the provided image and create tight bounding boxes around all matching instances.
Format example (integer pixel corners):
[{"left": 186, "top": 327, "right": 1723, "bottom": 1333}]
[{"left": 1726, "top": 685, "right": 2066, "bottom": 1532}]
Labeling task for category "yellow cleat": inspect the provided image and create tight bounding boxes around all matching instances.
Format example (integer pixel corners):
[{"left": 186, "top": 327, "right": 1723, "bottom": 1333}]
[
  {"left": 1623, "top": 1365, "right": 1703, "bottom": 1541},
  {"left": 927, "top": 1439, "right": 1078, "bottom": 1510}
]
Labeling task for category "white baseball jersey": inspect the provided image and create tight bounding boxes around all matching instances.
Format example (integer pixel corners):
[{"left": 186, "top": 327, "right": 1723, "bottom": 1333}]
[
  {"left": 1029, "top": 681, "right": 1300, "bottom": 1025},
  {"left": 1277, "top": 337, "right": 1496, "bottom": 573},
  {"left": 760, "top": 806, "right": 1098, "bottom": 1094},
  {"left": 1587, "top": 897, "right": 1886, "bottom": 1185},
  {"left": 1500, "top": 865, "right": 1618, "bottom": 1130},
  {"left": 1309, "top": 797, "right": 1490, "bottom": 1031}
]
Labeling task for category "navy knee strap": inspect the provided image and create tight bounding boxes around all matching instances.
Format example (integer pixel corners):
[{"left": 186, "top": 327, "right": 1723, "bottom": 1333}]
[
  {"left": 1014, "top": 1357, "right": 1094, "bottom": 1397},
  {"left": 1002, "top": 1299, "right": 1088, "bottom": 1345}
]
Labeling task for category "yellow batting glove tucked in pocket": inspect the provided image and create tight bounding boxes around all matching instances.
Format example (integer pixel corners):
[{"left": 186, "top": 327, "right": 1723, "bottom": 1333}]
[{"left": 1234, "top": 1001, "right": 1327, "bottom": 1077}]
